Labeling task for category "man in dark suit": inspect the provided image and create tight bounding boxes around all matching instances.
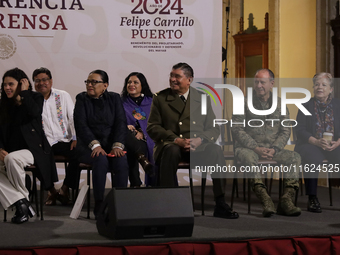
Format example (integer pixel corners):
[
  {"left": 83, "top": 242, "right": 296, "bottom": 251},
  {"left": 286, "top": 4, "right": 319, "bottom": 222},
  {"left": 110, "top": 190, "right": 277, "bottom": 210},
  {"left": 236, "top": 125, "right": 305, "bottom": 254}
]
[{"left": 147, "top": 62, "right": 238, "bottom": 219}]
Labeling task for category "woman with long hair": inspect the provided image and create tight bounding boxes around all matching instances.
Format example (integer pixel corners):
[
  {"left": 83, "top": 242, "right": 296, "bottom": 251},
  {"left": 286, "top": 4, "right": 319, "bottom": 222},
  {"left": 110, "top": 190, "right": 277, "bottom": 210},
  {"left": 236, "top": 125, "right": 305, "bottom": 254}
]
[
  {"left": 121, "top": 72, "right": 156, "bottom": 187},
  {"left": 0, "top": 68, "right": 57, "bottom": 223}
]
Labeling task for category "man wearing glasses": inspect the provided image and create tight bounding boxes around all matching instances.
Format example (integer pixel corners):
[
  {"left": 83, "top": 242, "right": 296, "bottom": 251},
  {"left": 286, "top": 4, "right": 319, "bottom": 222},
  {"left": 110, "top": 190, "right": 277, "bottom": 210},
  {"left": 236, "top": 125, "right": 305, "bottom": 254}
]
[{"left": 33, "top": 67, "right": 78, "bottom": 206}]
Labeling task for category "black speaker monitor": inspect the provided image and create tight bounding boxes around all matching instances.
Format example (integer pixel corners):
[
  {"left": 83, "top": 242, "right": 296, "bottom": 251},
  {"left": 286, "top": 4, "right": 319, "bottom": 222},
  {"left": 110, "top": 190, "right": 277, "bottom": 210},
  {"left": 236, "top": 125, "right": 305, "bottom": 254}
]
[{"left": 96, "top": 187, "right": 194, "bottom": 239}]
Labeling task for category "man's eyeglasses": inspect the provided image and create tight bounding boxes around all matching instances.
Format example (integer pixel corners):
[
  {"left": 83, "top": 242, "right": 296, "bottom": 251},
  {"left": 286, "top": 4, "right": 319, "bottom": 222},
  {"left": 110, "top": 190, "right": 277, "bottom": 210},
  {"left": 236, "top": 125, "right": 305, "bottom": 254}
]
[
  {"left": 84, "top": 80, "right": 104, "bottom": 86},
  {"left": 169, "top": 74, "right": 183, "bottom": 79},
  {"left": 34, "top": 78, "right": 50, "bottom": 84}
]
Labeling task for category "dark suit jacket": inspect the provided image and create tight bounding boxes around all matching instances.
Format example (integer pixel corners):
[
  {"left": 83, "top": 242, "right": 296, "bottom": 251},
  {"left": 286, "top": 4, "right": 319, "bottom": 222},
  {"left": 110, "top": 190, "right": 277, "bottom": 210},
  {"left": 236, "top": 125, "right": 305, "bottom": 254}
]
[
  {"left": 294, "top": 97, "right": 340, "bottom": 153},
  {"left": 0, "top": 90, "right": 58, "bottom": 189},
  {"left": 74, "top": 91, "right": 127, "bottom": 153},
  {"left": 146, "top": 86, "right": 219, "bottom": 162}
]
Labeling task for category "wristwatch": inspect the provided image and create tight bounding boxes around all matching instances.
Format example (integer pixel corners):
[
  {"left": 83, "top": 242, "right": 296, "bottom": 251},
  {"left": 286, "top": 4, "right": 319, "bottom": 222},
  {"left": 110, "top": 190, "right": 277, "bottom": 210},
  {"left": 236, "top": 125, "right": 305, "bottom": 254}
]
[{"left": 270, "top": 146, "right": 280, "bottom": 155}]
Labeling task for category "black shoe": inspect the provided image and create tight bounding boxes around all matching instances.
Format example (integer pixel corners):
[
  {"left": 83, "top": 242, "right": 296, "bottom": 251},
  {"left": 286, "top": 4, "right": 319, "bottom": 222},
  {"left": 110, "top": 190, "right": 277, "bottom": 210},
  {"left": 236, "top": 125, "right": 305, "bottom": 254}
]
[
  {"left": 137, "top": 154, "right": 155, "bottom": 176},
  {"left": 307, "top": 197, "right": 322, "bottom": 213},
  {"left": 94, "top": 200, "right": 103, "bottom": 220},
  {"left": 213, "top": 202, "right": 239, "bottom": 219},
  {"left": 11, "top": 199, "right": 34, "bottom": 224},
  {"left": 57, "top": 188, "right": 71, "bottom": 205}
]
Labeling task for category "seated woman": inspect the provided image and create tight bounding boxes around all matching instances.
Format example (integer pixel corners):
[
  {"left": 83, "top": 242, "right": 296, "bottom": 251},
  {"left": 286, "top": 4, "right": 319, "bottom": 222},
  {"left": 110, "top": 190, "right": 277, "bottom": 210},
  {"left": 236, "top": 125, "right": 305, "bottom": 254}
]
[
  {"left": 295, "top": 72, "right": 340, "bottom": 213},
  {"left": 0, "top": 68, "right": 58, "bottom": 224},
  {"left": 121, "top": 72, "right": 156, "bottom": 187},
  {"left": 74, "top": 69, "right": 129, "bottom": 218}
]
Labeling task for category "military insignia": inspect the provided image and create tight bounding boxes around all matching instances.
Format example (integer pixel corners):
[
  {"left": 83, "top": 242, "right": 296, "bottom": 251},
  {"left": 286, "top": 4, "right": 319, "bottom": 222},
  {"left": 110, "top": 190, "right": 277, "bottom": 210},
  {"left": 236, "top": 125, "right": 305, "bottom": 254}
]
[
  {"left": 0, "top": 34, "right": 17, "bottom": 60},
  {"left": 132, "top": 107, "right": 146, "bottom": 120}
]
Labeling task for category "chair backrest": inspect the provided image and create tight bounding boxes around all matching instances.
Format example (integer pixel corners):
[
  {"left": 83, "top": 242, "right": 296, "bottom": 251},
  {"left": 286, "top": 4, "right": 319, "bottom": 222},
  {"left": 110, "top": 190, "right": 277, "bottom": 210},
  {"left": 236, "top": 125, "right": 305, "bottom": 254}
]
[
  {"left": 54, "top": 155, "right": 70, "bottom": 163},
  {"left": 219, "top": 124, "right": 233, "bottom": 146},
  {"left": 287, "top": 126, "right": 297, "bottom": 145}
]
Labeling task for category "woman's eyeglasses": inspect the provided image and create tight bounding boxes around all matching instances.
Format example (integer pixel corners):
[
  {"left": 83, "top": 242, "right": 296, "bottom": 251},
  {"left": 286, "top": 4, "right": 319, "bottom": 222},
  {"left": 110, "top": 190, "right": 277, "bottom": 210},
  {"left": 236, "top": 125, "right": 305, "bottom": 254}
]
[{"left": 84, "top": 80, "right": 104, "bottom": 86}]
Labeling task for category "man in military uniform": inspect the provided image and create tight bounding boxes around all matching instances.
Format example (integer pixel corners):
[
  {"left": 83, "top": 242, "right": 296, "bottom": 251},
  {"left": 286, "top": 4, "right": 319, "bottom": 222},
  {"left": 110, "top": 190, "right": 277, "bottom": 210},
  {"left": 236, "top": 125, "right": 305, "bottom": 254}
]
[
  {"left": 232, "top": 69, "right": 301, "bottom": 217},
  {"left": 147, "top": 62, "right": 238, "bottom": 219}
]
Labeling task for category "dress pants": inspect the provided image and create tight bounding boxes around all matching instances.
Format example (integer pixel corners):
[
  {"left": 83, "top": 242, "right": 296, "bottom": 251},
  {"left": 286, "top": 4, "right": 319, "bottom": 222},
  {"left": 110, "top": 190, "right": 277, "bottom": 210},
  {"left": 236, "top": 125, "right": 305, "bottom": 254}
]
[
  {"left": 0, "top": 150, "right": 34, "bottom": 210},
  {"left": 125, "top": 131, "right": 148, "bottom": 187},
  {"left": 78, "top": 151, "right": 129, "bottom": 201},
  {"left": 52, "top": 141, "right": 79, "bottom": 189},
  {"left": 158, "top": 143, "right": 226, "bottom": 198},
  {"left": 297, "top": 143, "right": 340, "bottom": 196}
]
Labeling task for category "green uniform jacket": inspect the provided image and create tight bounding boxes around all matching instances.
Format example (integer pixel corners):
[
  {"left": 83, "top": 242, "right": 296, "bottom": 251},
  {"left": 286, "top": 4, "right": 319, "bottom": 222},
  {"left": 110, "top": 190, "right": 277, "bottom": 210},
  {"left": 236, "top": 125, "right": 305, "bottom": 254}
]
[
  {"left": 231, "top": 92, "right": 291, "bottom": 153},
  {"left": 146, "top": 86, "right": 220, "bottom": 162}
]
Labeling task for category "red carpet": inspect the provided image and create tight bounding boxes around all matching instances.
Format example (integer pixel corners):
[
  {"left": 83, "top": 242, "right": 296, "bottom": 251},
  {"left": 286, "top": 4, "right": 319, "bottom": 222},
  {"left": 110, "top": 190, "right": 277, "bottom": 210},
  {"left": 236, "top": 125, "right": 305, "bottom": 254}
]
[{"left": 1, "top": 235, "right": 340, "bottom": 255}]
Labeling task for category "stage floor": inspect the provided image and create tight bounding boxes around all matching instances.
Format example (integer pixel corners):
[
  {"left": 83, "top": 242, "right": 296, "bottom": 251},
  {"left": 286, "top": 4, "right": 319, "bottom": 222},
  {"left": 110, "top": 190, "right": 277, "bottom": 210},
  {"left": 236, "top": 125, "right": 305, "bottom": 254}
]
[{"left": 1, "top": 180, "right": 340, "bottom": 248}]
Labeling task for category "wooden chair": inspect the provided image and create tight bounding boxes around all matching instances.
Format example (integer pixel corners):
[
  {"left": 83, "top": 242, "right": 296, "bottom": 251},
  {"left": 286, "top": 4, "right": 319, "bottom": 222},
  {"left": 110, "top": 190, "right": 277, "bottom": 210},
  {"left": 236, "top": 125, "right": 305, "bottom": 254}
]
[
  {"left": 218, "top": 124, "right": 240, "bottom": 208},
  {"left": 75, "top": 163, "right": 116, "bottom": 219},
  {"left": 75, "top": 163, "right": 92, "bottom": 219},
  {"left": 54, "top": 155, "right": 69, "bottom": 171},
  {"left": 26, "top": 165, "right": 44, "bottom": 220},
  {"left": 323, "top": 159, "right": 333, "bottom": 206},
  {"left": 53, "top": 155, "right": 81, "bottom": 202},
  {"left": 177, "top": 160, "right": 207, "bottom": 215}
]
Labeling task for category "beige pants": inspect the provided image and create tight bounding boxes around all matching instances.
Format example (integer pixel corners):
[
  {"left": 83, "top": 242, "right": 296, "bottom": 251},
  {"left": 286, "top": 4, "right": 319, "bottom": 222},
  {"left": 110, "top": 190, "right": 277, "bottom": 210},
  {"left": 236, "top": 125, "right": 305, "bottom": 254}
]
[{"left": 0, "top": 150, "right": 34, "bottom": 210}]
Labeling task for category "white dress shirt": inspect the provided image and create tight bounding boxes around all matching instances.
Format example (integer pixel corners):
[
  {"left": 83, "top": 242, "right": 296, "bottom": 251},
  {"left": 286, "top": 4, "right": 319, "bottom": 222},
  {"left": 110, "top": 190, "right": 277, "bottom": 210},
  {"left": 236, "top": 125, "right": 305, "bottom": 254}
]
[{"left": 42, "top": 88, "right": 76, "bottom": 146}]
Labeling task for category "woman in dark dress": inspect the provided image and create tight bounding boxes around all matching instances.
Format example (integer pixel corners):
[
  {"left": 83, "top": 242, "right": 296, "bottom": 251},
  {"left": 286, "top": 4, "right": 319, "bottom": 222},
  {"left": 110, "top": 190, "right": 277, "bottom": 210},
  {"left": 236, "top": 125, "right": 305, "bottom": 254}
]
[
  {"left": 121, "top": 72, "right": 156, "bottom": 187},
  {"left": 295, "top": 72, "right": 340, "bottom": 213},
  {"left": 0, "top": 68, "right": 57, "bottom": 224}
]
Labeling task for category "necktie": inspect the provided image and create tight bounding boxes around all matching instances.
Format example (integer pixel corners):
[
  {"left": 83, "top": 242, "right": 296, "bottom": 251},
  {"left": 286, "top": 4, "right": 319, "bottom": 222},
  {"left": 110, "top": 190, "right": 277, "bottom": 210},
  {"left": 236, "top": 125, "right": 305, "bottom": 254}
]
[{"left": 180, "top": 95, "right": 186, "bottom": 103}]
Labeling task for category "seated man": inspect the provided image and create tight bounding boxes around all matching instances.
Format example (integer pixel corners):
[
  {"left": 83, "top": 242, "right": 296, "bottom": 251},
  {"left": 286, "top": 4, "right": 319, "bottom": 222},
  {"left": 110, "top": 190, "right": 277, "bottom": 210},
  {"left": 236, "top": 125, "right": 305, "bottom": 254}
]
[
  {"left": 232, "top": 68, "right": 301, "bottom": 217},
  {"left": 33, "top": 67, "right": 78, "bottom": 205},
  {"left": 147, "top": 62, "right": 238, "bottom": 219}
]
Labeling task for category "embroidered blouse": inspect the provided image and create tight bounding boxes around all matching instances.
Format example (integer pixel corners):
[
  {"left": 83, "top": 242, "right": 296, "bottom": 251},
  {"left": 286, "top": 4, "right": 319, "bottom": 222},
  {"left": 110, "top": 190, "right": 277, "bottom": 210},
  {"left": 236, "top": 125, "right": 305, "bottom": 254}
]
[{"left": 42, "top": 88, "right": 76, "bottom": 146}]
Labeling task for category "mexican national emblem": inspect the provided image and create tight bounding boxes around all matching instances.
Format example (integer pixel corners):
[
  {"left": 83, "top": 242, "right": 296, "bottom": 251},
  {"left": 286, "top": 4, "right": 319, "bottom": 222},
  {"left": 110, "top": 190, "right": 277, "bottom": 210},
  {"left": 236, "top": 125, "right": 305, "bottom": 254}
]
[{"left": 0, "top": 34, "right": 17, "bottom": 60}]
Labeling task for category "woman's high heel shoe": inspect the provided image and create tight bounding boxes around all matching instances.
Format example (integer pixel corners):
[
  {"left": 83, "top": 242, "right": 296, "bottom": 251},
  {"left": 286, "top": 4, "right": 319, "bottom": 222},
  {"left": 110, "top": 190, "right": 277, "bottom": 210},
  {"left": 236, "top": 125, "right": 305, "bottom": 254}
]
[
  {"left": 137, "top": 154, "right": 154, "bottom": 176},
  {"left": 11, "top": 199, "right": 33, "bottom": 224}
]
